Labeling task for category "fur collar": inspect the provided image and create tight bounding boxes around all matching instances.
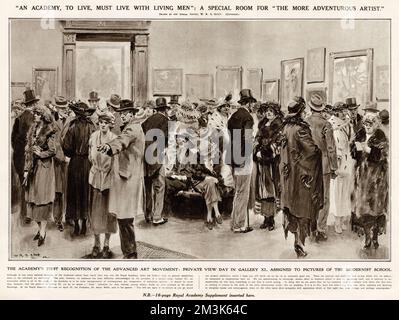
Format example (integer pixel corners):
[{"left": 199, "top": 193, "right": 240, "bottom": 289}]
[
  {"left": 282, "top": 115, "right": 310, "bottom": 130},
  {"left": 26, "top": 121, "right": 56, "bottom": 150}
]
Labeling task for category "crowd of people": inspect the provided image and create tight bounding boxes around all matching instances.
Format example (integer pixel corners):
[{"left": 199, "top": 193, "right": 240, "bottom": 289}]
[{"left": 11, "top": 87, "right": 389, "bottom": 258}]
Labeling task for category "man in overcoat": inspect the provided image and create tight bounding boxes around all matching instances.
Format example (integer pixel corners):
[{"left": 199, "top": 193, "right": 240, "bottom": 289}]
[
  {"left": 52, "top": 96, "right": 72, "bottom": 231},
  {"left": 227, "top": 89, "right": 255, "bottom": 233},
  {"left": 306, "top": 94, "right": 338, "bottom": 242},
  {"left": 11, "top": 89, "right": 37, "bottom": 224},
  {"left": 98, "top": 100, "right": 146, "bottom": 259},
  {"left": 141, "top": 97, "right": 169, "bottom": 225}
]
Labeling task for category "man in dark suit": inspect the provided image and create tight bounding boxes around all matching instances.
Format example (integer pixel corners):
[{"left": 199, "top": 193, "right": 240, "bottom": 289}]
[
  {"left": 11, "top": 89, "right": 38, "bottom": 224},
  {"left": 227, "top": 89, "right": 255, "bottom": 233},
  {"left": 141, "top": 97, "right": 169, "bottom": 225},
  {"left": 306, "top": 94, "right": 338, "bottom": 242}
]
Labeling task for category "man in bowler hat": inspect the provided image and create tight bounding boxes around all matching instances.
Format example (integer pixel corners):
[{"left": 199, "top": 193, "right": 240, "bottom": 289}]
[
  {"left": 141, "top": 97, "right": 170, "bottom": 225},
  {"left": 227, "top": 89, "right": 255, "bottom": 233},
  {"left": 347, "top": 97, "right": 366, "bottom": 166},
  {"left": 11, "top": 89, "right": 38, "bottom": 224},
  {"left": 306, "top": 94, "right": 338, "bottom": 242}
]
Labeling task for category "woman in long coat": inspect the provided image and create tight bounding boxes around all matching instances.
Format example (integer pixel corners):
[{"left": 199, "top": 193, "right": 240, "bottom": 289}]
[
  {"left": 354, "top": 113, "right": 388, "bottom": 249},
  {"left": 62, "top": 101, "right": 96, "bottom": 236},
  {"left": 279, "top": 97, "right": 323, "bottom": 258},
  {"left": 88, "top": 111, "right": 118, "bottom": 258},
  {"left": 328, "top": 103, "right": 354, "bottom": 233},
  {"left": 254, "top": 102, "right": 283, "bottom": 231},
  {"left": 23, "top": 105, "right": 56, "bottom": 246}
]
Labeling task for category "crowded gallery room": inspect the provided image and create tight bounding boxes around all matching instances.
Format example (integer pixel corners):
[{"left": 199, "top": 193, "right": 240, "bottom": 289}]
[{"left": 10, "top": 19, "right": 390, "bottom": 260}]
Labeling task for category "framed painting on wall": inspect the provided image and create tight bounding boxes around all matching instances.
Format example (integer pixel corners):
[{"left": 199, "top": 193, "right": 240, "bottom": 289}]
[
  {"left": 280, "top": 58, "right": 304, "bottom": 110},
  {"left": 32, "top": 67, "right": 58, "bottom": 103},
  {"left": 153, "top": 68, "right": 183, "bottom": 96},
  {"left": 306, "top": 47, "right": 326, "bottom": 83},
  {"left": 329, "top": 48, "right": 373, "bottom": 107},
  {"left": 246, "top": 68, "right": 263, "bottom": 100},
  {"left": 11, "top": 82, "right": 30, "bottom": 102},
  {"left": 375, "top": 65, "right": 389, "bottom": 101},
  {"left": 306, "top": 86, "right": 327, "bottom": 104},
  {"left": 215, "top": 66, "right": 242, "bottom": 99},
  {"left": 261, "top": 79, "right": 279, "bottom": 102},
  {"left": 185, "top": 74, "right": 214, "bottom": 100}
]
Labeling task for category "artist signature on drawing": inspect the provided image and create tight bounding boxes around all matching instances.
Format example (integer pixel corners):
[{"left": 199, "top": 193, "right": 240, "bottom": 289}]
[{"left": 13, "top": 253, "right": 49, "bottom": 259}]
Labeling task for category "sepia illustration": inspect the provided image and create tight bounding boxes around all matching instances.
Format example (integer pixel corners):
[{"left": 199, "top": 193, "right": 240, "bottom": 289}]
[{"left": 9, "top": 19, "right": 390, "bottom": 261}]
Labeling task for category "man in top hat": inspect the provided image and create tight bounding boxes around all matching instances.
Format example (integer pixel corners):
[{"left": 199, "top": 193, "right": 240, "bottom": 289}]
[
  {"left": 141, "top": 97, "right": 170, "bottom": 225},
  {"left": 11, "top": 89, "right": 39, "bottom": 223},
  {"left": 88, "top": 91, "right": 104, "bottom": 127},
  {"left": 347, "top": 97, "right": 366, "bottom": 166},
  {"left": 97, "top": 100, "right": 146, "bottom": 259},
  {"left": 62, "top": 101, "right": 97, "bottom": 236},
  {"left": 306, "top": 93, "right": 338, "bottom": 242},
  {"left": 106, "top": 94, "right": 123, "bottom": 134},
  {"left": 52, "top": 96, "right": 73, "bottom": 231},
  {"left": 227, "top": 89, "right": 256, "bottom": 233}
]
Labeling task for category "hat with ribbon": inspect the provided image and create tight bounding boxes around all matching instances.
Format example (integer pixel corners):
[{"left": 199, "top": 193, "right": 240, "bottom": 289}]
[
  {"left": 238, "top": 89, "right": 257, "bottom": 105},
  {"left": 106, "top": 94, "right": 121, "bottom": 109},
  {"left": 116, "top": 99, "right": 139, "bottom": 112},
  {"left": 363, "top": 101, "right": 379, "bottom": 113},
  {"left": 168, "top": 95, "right": 180, "bottom": 106},
  {"left": 287, "top": 96, "right": 306, "bottom": 116},
  {"left": 308, "top": 93, "right": 325, "bottom": 112},
  {"left": 346, "top": 97, "right": 360, "bottom": 110},
  {"left": 69, "top": 101, "right": 96, "bottom": 116},
  {"left": 23, "top": 89, "right": 40, "bottom": 105},
  {"left": 155, "top": 97, "right": 168, "bottom": 109},
  {"left": 53, "top": 96, "right": 68, "bottom": 109},
  {"left": 88, "top": 91, "right": 100, "bottom": 102}
]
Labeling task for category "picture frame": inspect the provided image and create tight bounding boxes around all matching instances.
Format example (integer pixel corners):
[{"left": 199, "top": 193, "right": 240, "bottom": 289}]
[
  {"left": 306, "top": 86, "right": 327, "bottom": 104},
  {"left": 328, "top": 48, "right": 373, "bottom": 106},
  {"left": 11, "top": 82, "right": 30, "bottom": 102},
  {"left": 246, "top": 68, "right": 263, "bottom": 100},
  {"left": 152, "top": 68, "right": 183, "bottom": 96},
  {"left": 32, "top": 67, "right": 58, "bottom": 102},
  {"left": 306, "top": 47, "right": 326, "bottom": 83},
  {"left": 261, "top": 79, "right": 279, "bottom": 102},
  {"left": 185, "top": 74, "right": 214, "bottom": 100},
  {"left": 280, "top": 57, "right": 304, "bottom": 110},
  {"left": 215, "top": 65, "right": 242, "bottom": 99},
  {"left": 375, "top": 65, "right": 389, "bottom": 102}
]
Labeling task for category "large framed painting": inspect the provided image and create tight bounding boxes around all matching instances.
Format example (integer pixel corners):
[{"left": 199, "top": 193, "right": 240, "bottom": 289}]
[
  {"left": 246, "top": 68, "right": 263, "bottom": 100},
  {"left": 32, "top": 67, "right": 58, "bottom": 102},
  {"left": 306, "top": 47, "right": 326, "bottom": 83},
  {"left": 375, "top": 65, "right": 389, "bottom": 101},
  {"left": 329, "top": 49, "right": 373, "bottom": 106},
  {"left": 280, "top": 58, "right": 304, "bottom": 110},
  {"left": 185, "top": 74, "right": 214, "bottom": 100},
  {"left": 306, "top": 86, "right": 327, "bottom": 104},
  {"left": 215, "top": 66, "right": 242, "bottom": 99},
  {"left": 153, "top": 68, "right": 183, "bottom": 96},
  {"left": 261, "top": 79, "right": 279, "bottom": 102}
]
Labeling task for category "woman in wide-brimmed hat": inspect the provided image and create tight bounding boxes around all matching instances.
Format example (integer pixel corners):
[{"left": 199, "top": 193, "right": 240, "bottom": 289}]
[
  {"left": 279, "top": 97, "right": 323, "bottom": 258},
  {"left": 62, "top": 101, "right": 96, "bottom": 236},
  {"left": 254, "top": 102, "right": 284, "bottom": 231},
  {"left": 328, "top": 101, "right": 355, "bottom": 234},
  {"left": 23, "top": 105, "right": 57, "bottom": 247}
]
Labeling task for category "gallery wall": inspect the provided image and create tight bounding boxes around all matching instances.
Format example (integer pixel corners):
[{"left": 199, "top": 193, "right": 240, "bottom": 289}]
[{"left": 10, "top": 19, "right": 390, "bottom": 109}]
